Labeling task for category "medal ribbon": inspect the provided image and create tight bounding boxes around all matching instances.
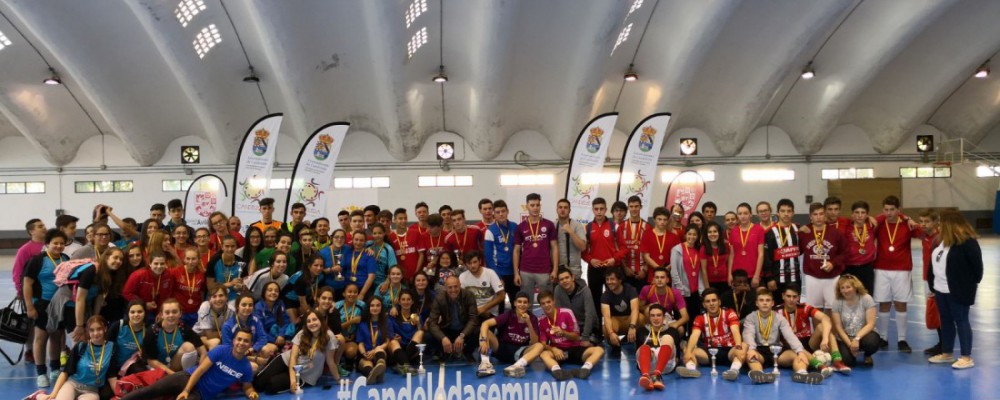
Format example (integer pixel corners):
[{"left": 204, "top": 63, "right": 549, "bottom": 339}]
[
  {"left": 89, "top": 342, "right": 106, "bottom": 382},
  {"left": 757, "top": 312, "right": 774, "bottom": 345}
]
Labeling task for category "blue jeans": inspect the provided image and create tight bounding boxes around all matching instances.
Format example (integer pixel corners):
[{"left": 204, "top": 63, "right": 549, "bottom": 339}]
[{"left": 934, "top": 291, "right": 973, "bottom": 357}]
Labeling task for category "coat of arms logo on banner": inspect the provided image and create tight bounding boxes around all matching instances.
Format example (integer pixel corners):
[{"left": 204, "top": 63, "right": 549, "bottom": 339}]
[
  {"left": 638, "top": 126, "right": 656, "bottom": 152},
  {"left": 252, "top": 129, "right": 271, "bottom": 156},
  {"left": 314, "top": 134, "right": 334, "bottom": 161},
  {"left": 585, "top": 127, "right": 605, "bottom": 154}
]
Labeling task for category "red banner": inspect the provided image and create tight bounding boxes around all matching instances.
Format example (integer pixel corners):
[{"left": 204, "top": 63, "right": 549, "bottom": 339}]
[{"left": 664, "top": 171, "right": 706, "bottom": 224}]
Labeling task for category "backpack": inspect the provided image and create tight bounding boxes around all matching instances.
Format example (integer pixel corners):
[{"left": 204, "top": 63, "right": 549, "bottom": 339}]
[{"left": 52, "top": 259, "right": 96, "bottom": 299}]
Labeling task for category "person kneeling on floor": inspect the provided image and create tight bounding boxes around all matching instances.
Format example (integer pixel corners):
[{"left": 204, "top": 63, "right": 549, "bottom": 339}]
[{"left": 743, "top": 289, "right": 824, "bottom": 385}]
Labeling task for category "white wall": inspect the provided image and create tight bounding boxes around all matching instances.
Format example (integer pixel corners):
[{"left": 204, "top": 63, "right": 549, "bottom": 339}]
[{"left": 1, "top": 125, "right": 997, "bottom": 231}]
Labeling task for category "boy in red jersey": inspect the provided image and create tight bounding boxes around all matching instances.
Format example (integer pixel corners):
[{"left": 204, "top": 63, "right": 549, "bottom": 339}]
[
  {"left": 873, "top": 195, "right": 915, "bottom": 353},
  {"left": 676, "top": 288, "right": 747, "bottom": 381},
  {"left": 619, "top": 196, "right": 652, "bottom": 288}
]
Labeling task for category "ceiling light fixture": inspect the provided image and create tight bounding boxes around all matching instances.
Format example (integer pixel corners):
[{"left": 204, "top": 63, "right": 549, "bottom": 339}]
[
  {"left": 801, "top": 61, "right": 815, "bottom": 80},
  {"left": 624, "top": 63, "right": 638, "bottom": 82},
  {"left": 43, "top": 68, "right": 62, "bottom": 85},
  {"left": 974, "top": 60, "right": 990, "bottom": 79},
  {"left": 243, "top": 66, "right": 260, "bottom": 83},
  {"left": 432, "top": 65, "right": 448, "bottom": 83}
]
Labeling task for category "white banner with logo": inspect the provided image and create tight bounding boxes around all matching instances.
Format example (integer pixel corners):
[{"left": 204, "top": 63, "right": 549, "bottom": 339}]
[
  {"left": 564, "top": 112, "right": 618, "bottom": 224},
  {"left": 183, "top": 174, "right": 229, "bottom": 229},
  {"left": 285, "top": 122, "right": 349, "bottom": 222},
  {"left": 232, "top": 113, "right": 283, "bottom": 233},
  {"left": 616, "top": 113, "right": 671, "bottom": 219}
]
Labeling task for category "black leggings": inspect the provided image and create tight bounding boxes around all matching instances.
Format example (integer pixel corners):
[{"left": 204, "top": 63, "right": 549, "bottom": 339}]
[
  {"left": 121, "top": 372, "right": 200, "bottom": 400},
  {"left": 836, "top": 331, "right": 881, "bottom": 366},
  {"left": 394, "top": 341, "right": 421, "bottom": 365},
  {"left": 253, "top": 357, "right": 293, "bottom": 394}
]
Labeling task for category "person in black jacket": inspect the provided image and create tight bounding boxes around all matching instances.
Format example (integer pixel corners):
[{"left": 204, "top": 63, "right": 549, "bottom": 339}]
[
  {"left": 926, "top": 211, "right": 983, "bottom": 370},
  {"left": 427, "top": 276, "right": 479, "bottom": 360}
]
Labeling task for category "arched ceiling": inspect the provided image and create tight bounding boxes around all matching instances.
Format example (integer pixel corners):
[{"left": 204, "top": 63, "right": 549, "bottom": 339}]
[{"left": 0, "top": 0, "right": 998, "bottom": 166}]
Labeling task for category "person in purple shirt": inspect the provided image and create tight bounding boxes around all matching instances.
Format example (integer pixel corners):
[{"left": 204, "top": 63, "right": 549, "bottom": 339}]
[
  {"left": 513, "top": 193, "right": 559, "bottom": 301},
  {"left": 121, "top": 330, "right": 257, "bottom": 400},
  {"left": 477, "top": 292, "right": 544, "bottom": 378}
]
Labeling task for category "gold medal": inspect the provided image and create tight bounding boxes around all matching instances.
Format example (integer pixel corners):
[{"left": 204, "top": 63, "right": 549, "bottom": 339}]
[
  {"left": 532, "top": 242, "right": 538, "bottom": 248},
  {"left": 350, "top": 276, "right": 357, "bottom": 282},
  {"left": 889, "top": 246, "right": 895, "bottom": 252},
  {"left": 188, "top": 299, "right": 194, "bottom": 305},
  {"left": 741, "top": 251, "right": 746, "bottom": 256},
  {"left": 859, "top": 249, "right": 865, "bottom": 255}
]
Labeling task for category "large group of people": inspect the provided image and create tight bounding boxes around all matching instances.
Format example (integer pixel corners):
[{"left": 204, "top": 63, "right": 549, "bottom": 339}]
[{"left": 9, "top": 192, "right": 984, "bottom": 399}]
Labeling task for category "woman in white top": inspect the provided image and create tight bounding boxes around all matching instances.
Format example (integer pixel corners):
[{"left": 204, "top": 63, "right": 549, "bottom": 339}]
[
  {"left": 252, "top": 310, "right": 341, "bottom": 394},
  {"left": 927, "top": 211, "right": 982, "bottom": 369}
]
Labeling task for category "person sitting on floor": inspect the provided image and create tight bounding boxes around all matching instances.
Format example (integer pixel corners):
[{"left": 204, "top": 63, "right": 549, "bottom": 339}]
[
  {"left": 477, "top": 292, "right": 544, "bottom": 378},
  {"left": 743, "top": 289, "right": 824, "bottom": 385},
  {"left": 636, "top": 304, "right": 677, "bottom": 392},
  {"left": 677, "top": 288, "right": 747, "bottom": 381},
  {"left": 538, "top": 290, "right": 605, "bottom": 381}
]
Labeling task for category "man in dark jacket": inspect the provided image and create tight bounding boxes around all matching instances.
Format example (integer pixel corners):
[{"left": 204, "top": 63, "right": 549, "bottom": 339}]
[
  {"left": 553, "top": 268, "right": 598, "bottom": 344},
  {"left": 428, "top": 276, "right": 480, "bottom": 359}
]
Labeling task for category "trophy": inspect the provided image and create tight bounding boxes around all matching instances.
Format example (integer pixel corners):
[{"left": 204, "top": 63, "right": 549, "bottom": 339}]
[
  {"left": 334, "top": 253, "right": 345, "bottom": 281},
  {"left": 416, "top": 343, "right": 427, "bottom": 374},
  {"left": 425, "top": 250, "right": 437, "bottom": 276},
  {"left": 769, "top": 344, "right": 783, "bottom": 377},
  {"left": 709, "top": 347, "right": 719, "bottom": 377},
  {"left": 292, "top": 364, "right": 303, "bottom": 394}
]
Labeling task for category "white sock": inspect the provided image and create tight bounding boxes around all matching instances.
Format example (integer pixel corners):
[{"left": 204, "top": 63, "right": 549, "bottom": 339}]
[
  {"left": 685, "top": 360, "right": 697, "bottom": 370},
  {"left": 896, "top": 312, "right": 907, "bottom": 341},
  {"left": 550, "top": 365, "right": 561, "bottom": 372},
  {"left": 796, "top": 369, "right": 807, "bottom": 374},
  {"left": 877, "top": 311, "right": 890, "bottom": 338},
  {"left": 514, "top": 358, "right": 527, "bottom": 368},
  {"left": 582, "top": 362, "right": 593, "bottom": 370},
  {"left": 730, "top": 360, "right": 742, "bottom": 371}
]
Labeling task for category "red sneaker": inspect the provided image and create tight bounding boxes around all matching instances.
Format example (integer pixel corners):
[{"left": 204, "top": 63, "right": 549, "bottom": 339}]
[{"left": 639, "top": 374, "right": 653, "bottom": 391}]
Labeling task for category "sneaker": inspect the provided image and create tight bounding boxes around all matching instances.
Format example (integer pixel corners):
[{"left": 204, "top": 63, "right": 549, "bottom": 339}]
[
  {"left": 722, "top": 369, "right": 739, "bottom": 381},
  {"left": 832, "top": 360, "right": 852, "bottom": 375},
  {"left": 923, "top": 344, "right": 942, "bottom": 356},
  {"left": 792, "top": 371, "right": 824, "bottom": 385},
  {"left": 820, "top": 366, "right": 833, "bottom": 378},
  {"left": 338, "top": 365, "right": 350, "bottom": 378},
  {"left": 951, "top": 358, "right": 975, "bottom": 369},
  {"left": 573, "top": 368, "right": 592, "bottom": 379},
  {"left": 551, "top": 369, "right": 573, "bottom": 381},
  {"left": 503, "top": 365, "right": 526, "bottom": 378},
  {"left": 675, "top": 366, "right": 701, "bottom": 378},
  {"left": 48, "top": 370, "right": 60, "bottom": 384},
  {"left": 477, "top": 361, "right": 496, "bottom": 378},
  {"left": 878, "top": 338, "right": 889, "bottom": 350},
  {"left": 749, "top": 370, "right": 775, "bottom": 384},
  {"left": 639, "top": 374, "right": 653, "bottom": 391},
  {"left": 35, "top": 374, "right": 49, "bottom": 388},
  {"left": 367, "top": 360, "right": 386, "bottom": 384},
  {"left": 863, "top": 356, "right": 874, "bottom": 367},
  {"left": 898, "top": 340, "right": 912, "bottom": 353},
  {"left": 651, "top": 374, "right": 665, "bottom": 391},
  {"left": 928, "top": 353, "right": 956, "bottom": 364}
]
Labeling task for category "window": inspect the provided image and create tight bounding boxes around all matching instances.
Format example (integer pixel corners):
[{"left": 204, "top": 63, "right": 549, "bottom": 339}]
[
  {"left": 407, "top": 27, "right": 428, "bottom": 58},
  {"left": 269, "top": 178, "right": 290, "bottom": 190},
  {"left": 333, "top": 176, "right": 391, "bottom": 189},
  {"left": 660, "top": 170, "right": 716, "bottom": 183},
  {"left": 418, "top": 175, "right": 473, "bottom": 187},
  {"left": 900, "top": 166, "right": 950, "bottom": 179},
  {"left": 75, "top": 180, "right": 133, "bottom": 193},
  {"left": 175, "top": 0, "right": 207, "bottom": 28},
  {"left": 976, "top": 165, "right": 1000, "bottom": 177},
  {"left": 193, "top": 24, "right": 222, "bottom": 59},
  {"left": 0, "top": 181, "right": 44, "bottom": 194},
  {"left": 162, "top": 179, "right": 194, "bottom": 192},
  {"left": 0, "top": 29, "right": 12, "bottom": 52},
  {"left": 500, "top": 174, "right": 555, "bottom": 186},
  {"left": 404, "top": 0, "right": 428, "bottom": 29},
  {"left": 741, "top": 169, "right": 795, "bottom": 182},
  {"left": 821, "top": 168, "right": 875, "bottom": 180}
]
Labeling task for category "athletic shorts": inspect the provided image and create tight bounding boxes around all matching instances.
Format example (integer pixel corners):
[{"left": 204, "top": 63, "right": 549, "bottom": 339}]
[
  {"left": 495, "top": 342, "right": 529, "bottom": 364},
  {"left": 560, "top": 346, "right": 588, "bottom": 365},
  {"left": 751, "top": 346, "right": 777, "bottom": 368},
  {"left": 32, "top": 299, "right": 50, "bottom": 330},
  {"left": 696, "top": 344, "right": 734, "bottom": 363},
  {"left": 874, "top": 270, "right": 913, "bottom": 303},
  {"left": 804, "top": 275, "right": 838, "bottom": 309}
]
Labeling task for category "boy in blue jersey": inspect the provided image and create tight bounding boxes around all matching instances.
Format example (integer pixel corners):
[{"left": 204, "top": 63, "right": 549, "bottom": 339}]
[{"left": 483, "top": 200, "right": 519, "bottom": 312}]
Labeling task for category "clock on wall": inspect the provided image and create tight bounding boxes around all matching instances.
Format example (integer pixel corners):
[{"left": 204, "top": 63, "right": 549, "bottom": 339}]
[
  {"left": 679, "top": 138, "right": 698, "bottom": 156},
  {"left": 916, "top": 135, "right": 934, "bottom": 153},
  {"left": 436, "top": 142, "right": 455, "bottom": 160},
  {"left": 181, "top": 145, "right": 201, "bottom": 164}
]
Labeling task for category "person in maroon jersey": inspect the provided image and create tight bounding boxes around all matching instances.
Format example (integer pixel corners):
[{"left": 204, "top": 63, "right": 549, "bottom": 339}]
[
  {"left": 843, "top": 201, "right": 877, "bottom": 295},
  {"left": 873, "top": 195, "right": 916, "bottom": 353},
  {"left": 799, "top": 203, "right": 847, "bottom": 312},
  {"left": 513, "top": 193, "right": 558, "bottom": 298}
]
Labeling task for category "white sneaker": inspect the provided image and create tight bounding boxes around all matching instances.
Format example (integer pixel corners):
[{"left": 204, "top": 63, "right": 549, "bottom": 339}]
[
  {"left": 35, "top": 374, "right": 49, "bottom": 388},
  {"left": 503, "top": 365, "right": 526, "bottom": 378},
  {"left": 48, "top": 370, "right": 60, "bottom": 384},
  {"left": 477, "top": 361, "right": 495, "bottom": 377}
]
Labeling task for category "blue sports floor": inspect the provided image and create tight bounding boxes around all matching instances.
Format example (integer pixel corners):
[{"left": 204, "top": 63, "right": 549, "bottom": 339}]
[{"left": 3, "top": 237, "right": 998, "bottom": 400}]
